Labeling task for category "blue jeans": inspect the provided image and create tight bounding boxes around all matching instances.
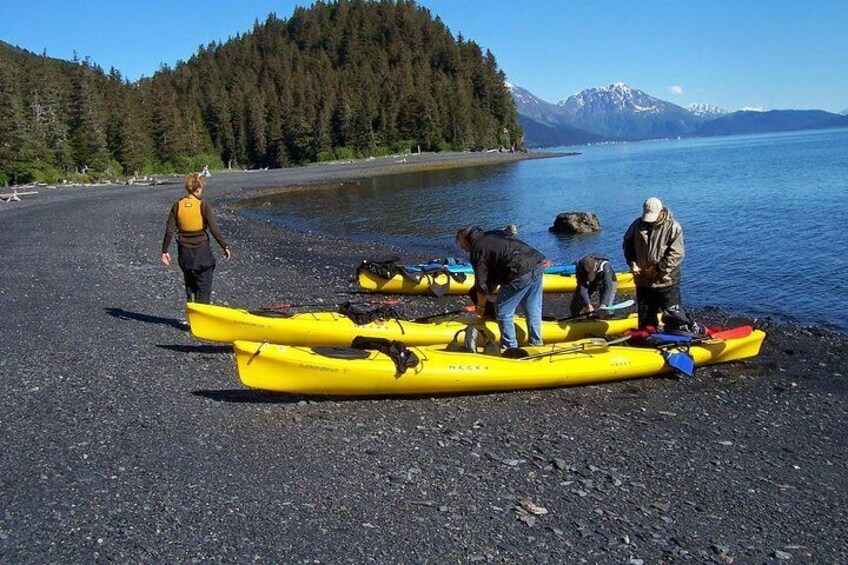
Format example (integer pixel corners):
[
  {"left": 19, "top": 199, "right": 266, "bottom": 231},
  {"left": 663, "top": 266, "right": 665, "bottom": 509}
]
[{"left": 496, "top": 270, "right": 544, "bottom": 348}]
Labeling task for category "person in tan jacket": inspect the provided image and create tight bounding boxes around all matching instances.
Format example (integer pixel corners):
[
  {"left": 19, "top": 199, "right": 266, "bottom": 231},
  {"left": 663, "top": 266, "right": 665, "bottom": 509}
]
[{"left": 623, "top": 197, "right": 686, "bottom": 329}]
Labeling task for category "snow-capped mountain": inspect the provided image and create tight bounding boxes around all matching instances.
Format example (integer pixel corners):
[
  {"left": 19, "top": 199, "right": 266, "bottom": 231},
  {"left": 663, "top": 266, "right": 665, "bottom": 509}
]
[
  {"left": 559, "top": 83, "right": 663, "bottom": 115},
  {"left": 555, "top": 83, "right": 700, "bottom": 140},
  {"left": 506, "top": 81, "right": 603, "bottom": 146},
  {"left": 506, "top": 82, "right": 568, "bottom": 127},
  {"left": 686, "top": 103, "right": 727, "bottom": 118},
  {"left": 841, "top": 107, "right": 848, "bottom": 116}
]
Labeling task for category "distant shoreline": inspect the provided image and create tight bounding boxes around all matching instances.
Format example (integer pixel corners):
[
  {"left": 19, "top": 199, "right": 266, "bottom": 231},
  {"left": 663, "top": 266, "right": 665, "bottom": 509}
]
[
  {"left": 3, "top": 149, "right": 575, "bottom": 194},
  {"left": 213, "top": 150, "right": 575, "bottom": 207}
]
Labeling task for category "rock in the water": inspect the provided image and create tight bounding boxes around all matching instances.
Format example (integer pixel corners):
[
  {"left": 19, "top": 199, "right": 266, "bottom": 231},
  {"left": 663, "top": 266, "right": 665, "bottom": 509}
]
[{"left": 549, "top": 211, "right": 601, "bottom": 234}]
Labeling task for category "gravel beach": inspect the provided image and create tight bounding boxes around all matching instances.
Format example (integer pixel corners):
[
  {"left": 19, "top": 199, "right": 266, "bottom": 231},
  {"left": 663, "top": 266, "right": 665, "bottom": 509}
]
[{"left": 1, "top": 151, "right": 846, "bottom": 563}]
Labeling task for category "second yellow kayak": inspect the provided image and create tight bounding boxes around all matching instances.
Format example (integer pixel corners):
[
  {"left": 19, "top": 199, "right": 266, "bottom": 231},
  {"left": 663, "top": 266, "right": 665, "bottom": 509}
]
[{"left": 186, "top": 302, "right": 638, "bottom": 346}]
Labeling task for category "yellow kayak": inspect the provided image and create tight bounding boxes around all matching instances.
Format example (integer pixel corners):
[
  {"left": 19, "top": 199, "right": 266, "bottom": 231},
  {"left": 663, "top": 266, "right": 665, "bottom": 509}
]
[
  {"left": 357, "top": 268, "right": 636, "bottom": 295},
  {"left": 232, "top": 330, "right": 766, "bottom": 396},
  {"left": 186, "top": 302, "right": 638, "bottom": 346}
]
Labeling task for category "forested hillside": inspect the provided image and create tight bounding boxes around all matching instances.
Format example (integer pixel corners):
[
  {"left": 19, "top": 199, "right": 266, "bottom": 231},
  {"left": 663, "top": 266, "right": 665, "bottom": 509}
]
[{"left": 0, "top": 0, "right": 521, "bottom": 185}]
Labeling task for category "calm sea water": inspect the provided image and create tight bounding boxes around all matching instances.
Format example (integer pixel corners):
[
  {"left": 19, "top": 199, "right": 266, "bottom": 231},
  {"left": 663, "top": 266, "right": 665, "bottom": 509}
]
[{"left": 243, "top": 128, "right": 848, "bottom": 331}]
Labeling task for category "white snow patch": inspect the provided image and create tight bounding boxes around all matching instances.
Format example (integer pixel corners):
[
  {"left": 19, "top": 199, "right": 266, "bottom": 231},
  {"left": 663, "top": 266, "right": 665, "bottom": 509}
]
[{"left": 687, "top": 103, "right": 727, "bottom": 116}]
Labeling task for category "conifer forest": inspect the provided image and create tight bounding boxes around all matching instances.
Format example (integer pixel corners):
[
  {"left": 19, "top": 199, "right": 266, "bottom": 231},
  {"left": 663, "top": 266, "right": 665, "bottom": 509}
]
[{"left": 0, "top": 0, "right": 522, "bottom": 185}]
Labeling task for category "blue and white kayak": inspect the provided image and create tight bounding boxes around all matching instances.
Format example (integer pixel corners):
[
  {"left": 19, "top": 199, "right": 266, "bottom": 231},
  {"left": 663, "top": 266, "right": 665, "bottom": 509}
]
[{"left": 404, "top": 259, "right": 577, "bottom": 276}]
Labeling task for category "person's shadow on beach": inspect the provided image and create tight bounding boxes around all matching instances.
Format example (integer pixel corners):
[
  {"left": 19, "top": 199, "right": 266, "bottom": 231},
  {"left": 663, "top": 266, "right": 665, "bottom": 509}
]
[{"left": 104, "top": 307, "right": 187, "bottom": 331}]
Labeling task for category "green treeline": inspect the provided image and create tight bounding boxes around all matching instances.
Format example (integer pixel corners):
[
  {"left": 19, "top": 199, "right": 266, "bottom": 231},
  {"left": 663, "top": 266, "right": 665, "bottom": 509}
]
[{"left": 0, "top": 0, "right": 522, "bottom": 186}]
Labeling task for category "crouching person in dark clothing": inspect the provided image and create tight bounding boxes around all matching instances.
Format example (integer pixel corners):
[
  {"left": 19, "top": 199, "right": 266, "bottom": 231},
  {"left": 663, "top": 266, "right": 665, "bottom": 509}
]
[
  {"left": 161, "top": 173, "right": 232, "bottom": 303},
  {"left": 570, "top": 254, "right": 617, "bottom": 316},
  {"left": 456, "top": 226, "right": 545, "bottom": 350}
]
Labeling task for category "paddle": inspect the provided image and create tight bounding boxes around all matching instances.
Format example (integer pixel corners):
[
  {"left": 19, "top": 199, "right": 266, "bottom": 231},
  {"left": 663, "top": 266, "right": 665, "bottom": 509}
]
[
  {"left": 554, "top": 299, "right": 636, "bottom": 322},
  {"left": 412, "top": 304, "right": 476, "bottom": 323},
  {"left": 403, "top": 261, "right": 577, "bottom": 276},
  {"left": 650, "top": 325, "right": 753, "bottom": 349},
  {"left": 416, "top": 298, "right": 637, "bottom": 325},
  {"left": 664, "top": 351, "right": 695, "bottom": 377},
  {"left": 519, "top": 335, "right": 631, "bottom": 361},
  {"left": 652, "top": 326, "right": 753, "bottom": 377}
]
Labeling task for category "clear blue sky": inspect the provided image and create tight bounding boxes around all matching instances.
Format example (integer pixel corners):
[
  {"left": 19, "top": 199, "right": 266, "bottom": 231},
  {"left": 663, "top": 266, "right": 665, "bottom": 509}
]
[{"left": 1, "top": 0, "right": 846, "bottom": 112}]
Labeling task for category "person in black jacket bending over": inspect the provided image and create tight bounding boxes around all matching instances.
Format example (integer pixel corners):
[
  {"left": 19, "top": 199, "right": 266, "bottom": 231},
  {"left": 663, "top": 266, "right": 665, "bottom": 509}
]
[
  {"left": 570, "top": 254, "right": 618, "bottom": 316},
  {"left": 456, "top": 226, "right": 545, "bottom": 350}
]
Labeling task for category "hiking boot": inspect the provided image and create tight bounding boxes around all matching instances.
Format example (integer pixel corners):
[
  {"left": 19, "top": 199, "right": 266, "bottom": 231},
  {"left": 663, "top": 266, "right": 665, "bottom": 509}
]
[{"left": 502, "top": 347, "right": 530, "bottom": 359}]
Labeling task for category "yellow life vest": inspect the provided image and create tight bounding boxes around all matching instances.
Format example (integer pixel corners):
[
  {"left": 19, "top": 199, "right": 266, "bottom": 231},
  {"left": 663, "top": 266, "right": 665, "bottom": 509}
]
[{"left": 176, "top": 196, "right": 204, "bottom": 232}]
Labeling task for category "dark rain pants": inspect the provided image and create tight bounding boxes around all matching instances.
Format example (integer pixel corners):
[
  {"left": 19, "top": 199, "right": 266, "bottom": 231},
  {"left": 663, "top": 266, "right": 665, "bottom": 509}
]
[
  {"left": 636, "top": 284, "right": 684, "bottom": 329},
  {"left": 178, "top": 242, "right": 216, "bottom": 304}
]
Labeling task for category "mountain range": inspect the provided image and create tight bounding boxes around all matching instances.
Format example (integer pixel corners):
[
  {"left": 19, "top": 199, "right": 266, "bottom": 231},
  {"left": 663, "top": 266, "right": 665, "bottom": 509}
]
[{"left": 510, "top": 82, "right": 848, "bottom": 147}]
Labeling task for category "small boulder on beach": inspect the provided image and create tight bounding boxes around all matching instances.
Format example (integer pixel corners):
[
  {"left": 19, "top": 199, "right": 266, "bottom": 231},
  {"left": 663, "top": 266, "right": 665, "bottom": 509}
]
[{"left": 549, "top": 211, "right": 601, "bottom": 234}]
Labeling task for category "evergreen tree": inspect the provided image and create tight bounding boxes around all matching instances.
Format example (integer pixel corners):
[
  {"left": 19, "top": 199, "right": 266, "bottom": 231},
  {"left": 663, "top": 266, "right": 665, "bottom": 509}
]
[
  {"left": 103, "top": 68, "right": 156, "bottom": 173},
  {"left": 248, "top": 92, "right": 268, "bottom": 164},
  {"left": 68, "top": 59, "right": 110, "bottom": 171},
  {"left": 37, "top": 71, "right": 73, "bottom": 171},
  {"left": 0, "top": 60, "right": 35, "bottom": 183},
  {"left": 148, "top": 73, "right": 187, "bottom": 167}
]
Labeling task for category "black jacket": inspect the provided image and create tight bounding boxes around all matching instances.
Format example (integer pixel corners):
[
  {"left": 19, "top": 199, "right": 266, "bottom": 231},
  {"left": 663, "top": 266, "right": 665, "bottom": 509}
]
[
  {"left": 467, "top": 227, "right": 545, "bottom": 294},
  {"left": 574, "top": 254, "right": 617, "bottom": 308}
]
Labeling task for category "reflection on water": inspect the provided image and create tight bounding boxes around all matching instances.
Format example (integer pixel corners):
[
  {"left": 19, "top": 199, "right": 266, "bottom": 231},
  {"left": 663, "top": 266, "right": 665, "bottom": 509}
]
[
  {"left": 239, "top": 164, "right": 523, "bottom": 250},
  {"left": 239, "top": 129, "right": 848, "bottom": 330}
]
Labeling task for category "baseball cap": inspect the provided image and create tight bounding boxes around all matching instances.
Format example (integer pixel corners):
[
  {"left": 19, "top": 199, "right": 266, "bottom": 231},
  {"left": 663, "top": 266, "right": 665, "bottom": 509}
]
[
  {"left": 577, "top": 256, "right": 597, "bottom": 282},
  {"left": 642, "top": 197, "right": 663, "bottom": 223}
]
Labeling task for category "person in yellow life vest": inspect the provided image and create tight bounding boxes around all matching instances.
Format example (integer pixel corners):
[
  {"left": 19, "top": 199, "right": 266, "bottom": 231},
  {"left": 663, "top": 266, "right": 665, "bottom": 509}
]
[{"left": 161, "top": 173, "right": 231, "bottom": 303}]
